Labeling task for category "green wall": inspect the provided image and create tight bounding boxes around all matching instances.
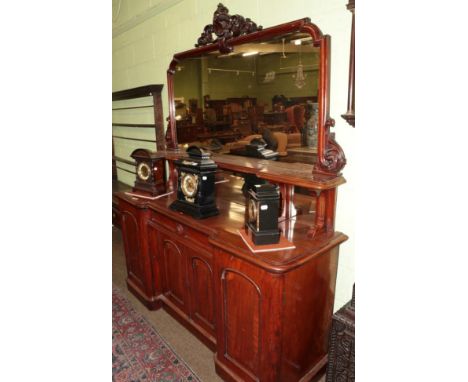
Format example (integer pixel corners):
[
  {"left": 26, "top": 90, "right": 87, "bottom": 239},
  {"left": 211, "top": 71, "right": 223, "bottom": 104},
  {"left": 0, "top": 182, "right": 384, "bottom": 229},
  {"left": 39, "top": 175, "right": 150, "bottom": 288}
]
[
  {"left": 173, "top": 58, "right": 202, "bottom": 106},
  {"left": 173, "top": 52, "right": 319, "bottom": 108},
  {"left": 255, "top": 52, "right": 319, "bottom": 106}
]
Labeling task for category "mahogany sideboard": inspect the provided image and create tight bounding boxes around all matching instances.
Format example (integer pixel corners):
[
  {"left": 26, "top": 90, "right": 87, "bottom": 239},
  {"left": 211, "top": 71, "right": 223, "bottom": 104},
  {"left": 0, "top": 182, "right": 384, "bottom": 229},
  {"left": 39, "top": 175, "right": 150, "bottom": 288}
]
[{"left": 115, "top": 176, "right": 347, "bottom": 382}]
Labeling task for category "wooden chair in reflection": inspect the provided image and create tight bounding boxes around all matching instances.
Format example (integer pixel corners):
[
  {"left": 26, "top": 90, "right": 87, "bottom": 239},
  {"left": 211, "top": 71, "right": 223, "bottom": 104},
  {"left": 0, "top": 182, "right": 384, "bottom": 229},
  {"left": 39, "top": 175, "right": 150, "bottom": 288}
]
[{"left": 285, "top": 104, "right": 306, "bottom": 133}]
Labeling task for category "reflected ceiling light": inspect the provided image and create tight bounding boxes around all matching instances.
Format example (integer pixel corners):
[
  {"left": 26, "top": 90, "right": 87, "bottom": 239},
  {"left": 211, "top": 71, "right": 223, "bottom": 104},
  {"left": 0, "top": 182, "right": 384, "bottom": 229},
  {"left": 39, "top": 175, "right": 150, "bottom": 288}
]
[
  {"left": 293, "top": 39, "right": 301, "bottom": 45},
  {"left": 294, "top": 64, "right": 306, "bottom": 89},
  {"left": 242, "top": 51, "right": 258, "bottom": 57}
]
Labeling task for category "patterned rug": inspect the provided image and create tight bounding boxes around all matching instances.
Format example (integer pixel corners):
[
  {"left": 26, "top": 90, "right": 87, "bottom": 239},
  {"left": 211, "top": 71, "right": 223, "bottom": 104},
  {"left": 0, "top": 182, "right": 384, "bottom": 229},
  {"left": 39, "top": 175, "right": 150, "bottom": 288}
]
[{"left": 112, "top": 286, "right": 201, "bottom": 382}]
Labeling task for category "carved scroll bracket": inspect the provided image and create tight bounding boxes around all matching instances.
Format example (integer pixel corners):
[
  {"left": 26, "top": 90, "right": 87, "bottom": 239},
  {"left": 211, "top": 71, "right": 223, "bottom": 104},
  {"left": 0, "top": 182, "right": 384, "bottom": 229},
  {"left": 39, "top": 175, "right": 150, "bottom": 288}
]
[
  {"left": 195, "top": 3, "right": 262, "bottom": 54},
  {"left": 315, "top": 118, "right": 347, "bottom": 175}
]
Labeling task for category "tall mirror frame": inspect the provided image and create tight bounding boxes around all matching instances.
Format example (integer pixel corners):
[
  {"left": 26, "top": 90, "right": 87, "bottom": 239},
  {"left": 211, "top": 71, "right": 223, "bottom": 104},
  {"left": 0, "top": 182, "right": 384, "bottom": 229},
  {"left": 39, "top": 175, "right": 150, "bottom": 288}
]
[{"left": 166, "top": 5, "right": 346, "bottom": 176}]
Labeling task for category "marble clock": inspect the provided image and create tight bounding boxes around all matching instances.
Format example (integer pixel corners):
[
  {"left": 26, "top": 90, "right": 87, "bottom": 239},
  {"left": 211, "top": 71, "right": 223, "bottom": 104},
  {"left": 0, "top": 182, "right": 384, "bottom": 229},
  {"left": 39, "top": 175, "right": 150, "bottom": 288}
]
[
  {"left": 246, "top": 183, "right": 280, "bottom": 245},
  {"left": 130, "top": 148, "right": 166, "bottom": 196},
  {"left": 170, "top": 146, "right": 219, "bottom": 219}
]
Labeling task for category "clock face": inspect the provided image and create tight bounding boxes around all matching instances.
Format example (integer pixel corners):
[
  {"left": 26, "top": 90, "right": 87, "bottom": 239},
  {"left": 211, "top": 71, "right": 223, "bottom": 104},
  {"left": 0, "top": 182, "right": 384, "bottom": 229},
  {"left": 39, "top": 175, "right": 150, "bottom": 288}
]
[
  {"left": 137, "top": 162, "right": 151, "bottom": 181},
  {"left": 181, "top": 172, "right": 199, "bottom": 202},
  {"left": 248, "top": 199, "right": 258, "bottom": 227}
]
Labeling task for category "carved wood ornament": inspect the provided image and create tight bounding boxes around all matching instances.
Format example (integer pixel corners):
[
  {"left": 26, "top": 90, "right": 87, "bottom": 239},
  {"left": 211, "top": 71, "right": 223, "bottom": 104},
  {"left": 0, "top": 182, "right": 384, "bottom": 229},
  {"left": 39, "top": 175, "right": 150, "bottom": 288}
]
[
  {"left": 326, "top": 285, "right": 355, "bottom": 381},
  {"left": 167, "top": 5, "right": 346, "bottom": 176},
  {"left": 195, "top": 3, "right": 263, "bottom": 54}
]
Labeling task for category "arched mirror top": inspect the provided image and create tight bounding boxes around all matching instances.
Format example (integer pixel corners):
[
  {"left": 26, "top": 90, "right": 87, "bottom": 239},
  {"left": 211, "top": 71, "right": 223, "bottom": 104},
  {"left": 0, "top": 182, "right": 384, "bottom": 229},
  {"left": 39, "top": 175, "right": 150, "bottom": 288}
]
[{"left": 166, "top": 3, "right": 345, "bottom": 176}]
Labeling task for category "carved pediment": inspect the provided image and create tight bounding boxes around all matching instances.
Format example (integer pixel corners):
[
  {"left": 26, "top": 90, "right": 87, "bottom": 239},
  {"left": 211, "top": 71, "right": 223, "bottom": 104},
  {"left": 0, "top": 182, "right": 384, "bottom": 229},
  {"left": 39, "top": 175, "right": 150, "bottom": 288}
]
[{"left": 195, "top": 3, "right": 262, "bottom": 53}]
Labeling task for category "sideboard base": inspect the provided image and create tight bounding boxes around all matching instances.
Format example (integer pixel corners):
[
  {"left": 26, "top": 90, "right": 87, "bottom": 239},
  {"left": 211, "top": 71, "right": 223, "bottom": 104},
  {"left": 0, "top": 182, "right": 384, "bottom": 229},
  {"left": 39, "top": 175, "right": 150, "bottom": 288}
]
[
  {"left": 158, "top": 295, "right": 217, "bottom": 352},
  {"left": 126, "top": 278, "right": 161, "bottom": 310},
  {"left": 214, "top": 353, "right": 328, "bottom": 382}
]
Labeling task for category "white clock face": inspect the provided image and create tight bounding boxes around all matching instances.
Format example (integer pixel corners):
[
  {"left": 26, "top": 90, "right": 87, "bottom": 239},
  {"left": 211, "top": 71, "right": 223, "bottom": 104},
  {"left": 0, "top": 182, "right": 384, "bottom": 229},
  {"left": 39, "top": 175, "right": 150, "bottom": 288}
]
[
  {"left": 181, "top": 172, "right": 199, "bottom": 201},
  {"left": 137, "top": 162, "right": 151, "bottom": 181}
]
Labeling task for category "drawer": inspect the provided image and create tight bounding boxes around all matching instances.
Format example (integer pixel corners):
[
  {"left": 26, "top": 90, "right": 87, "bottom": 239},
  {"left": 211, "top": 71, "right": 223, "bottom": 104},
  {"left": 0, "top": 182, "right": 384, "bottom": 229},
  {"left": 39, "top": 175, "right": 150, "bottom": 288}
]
[{"left": 149, "top": 210, "right": 211, "bottom": 251}]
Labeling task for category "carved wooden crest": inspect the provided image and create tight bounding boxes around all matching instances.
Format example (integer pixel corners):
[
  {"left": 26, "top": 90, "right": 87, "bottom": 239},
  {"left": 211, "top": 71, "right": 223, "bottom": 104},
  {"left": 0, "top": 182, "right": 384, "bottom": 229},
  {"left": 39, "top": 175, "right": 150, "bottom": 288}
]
[{"left": 195, "top": 3, "right": 262, "bottom": 53}]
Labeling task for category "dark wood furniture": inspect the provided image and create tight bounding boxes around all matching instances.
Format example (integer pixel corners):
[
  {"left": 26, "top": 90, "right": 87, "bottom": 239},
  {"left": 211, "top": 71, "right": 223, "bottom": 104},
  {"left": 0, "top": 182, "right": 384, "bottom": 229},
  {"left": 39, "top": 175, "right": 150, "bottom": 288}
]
[
  {"left": 281, "top": 146, "right": 318, "bottom": 164},
  {"left": 131, "top": 149, "right": 166, "bottom": 196},
  {"left": 263, "top": 111, "right": 287, "bottom": 125},
  {"left": 112, "top": 180, "right": 131, "bottom": 229},
  {"left": 167, "top": 14, "right": 346, "bottom": 176},
  {"left": 176, "top": 122, "right": 204, "bottom": 143},
  {"left": 117, "top": 194, "right": 160, "bottom": 309},
  {"left": 115, "top": 177, "right": 347, "bottom": 381},
  {"left": 326, "top": 286, "right": 355, "bottom": 382},
  {"left": 112, "top": 85, "right": 165, "bottom": 226},
  {"left": 116, "top": 4, "right": 350, "bottom": 382},
  {"left": 112, "top": 84, "right": 165, "bottom": 180},
  {"left": 197, "top": 130, "right": 241, "bottom": 144}
]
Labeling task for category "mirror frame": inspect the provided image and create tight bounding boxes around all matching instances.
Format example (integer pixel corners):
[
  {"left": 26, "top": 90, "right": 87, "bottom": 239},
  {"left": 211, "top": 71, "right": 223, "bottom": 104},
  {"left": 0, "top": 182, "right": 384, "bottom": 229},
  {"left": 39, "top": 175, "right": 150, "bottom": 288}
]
[{"left": 166, "top": 6, "right": 346, "bottom": 176}]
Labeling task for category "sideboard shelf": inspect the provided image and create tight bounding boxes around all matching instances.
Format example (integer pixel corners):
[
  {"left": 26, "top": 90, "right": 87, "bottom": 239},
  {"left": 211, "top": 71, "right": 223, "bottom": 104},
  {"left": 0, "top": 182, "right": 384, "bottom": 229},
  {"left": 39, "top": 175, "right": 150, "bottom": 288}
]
[{"left": 162, "top": 149, "right": 346, "bottom": 190}]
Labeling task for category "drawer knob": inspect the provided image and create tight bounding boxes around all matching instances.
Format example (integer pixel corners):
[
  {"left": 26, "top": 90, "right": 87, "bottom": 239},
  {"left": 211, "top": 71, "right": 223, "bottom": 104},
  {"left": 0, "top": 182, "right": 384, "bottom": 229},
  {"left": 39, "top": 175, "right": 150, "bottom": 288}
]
[{"left": 176, "top": 224, "right": 185, "bottom": 235}]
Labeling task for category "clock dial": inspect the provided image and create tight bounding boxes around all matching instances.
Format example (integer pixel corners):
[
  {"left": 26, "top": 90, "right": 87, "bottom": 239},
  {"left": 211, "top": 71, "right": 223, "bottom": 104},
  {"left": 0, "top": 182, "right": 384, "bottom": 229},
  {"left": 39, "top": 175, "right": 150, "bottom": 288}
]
[
  {"left": 248, "top": 199, "right": 258, "bottom": 226},
  {"left": 137, "top": 162, "right": 151, "bottom": 181},
  {"left": 181, "top": 172, "right": 199, "bottom": 201}
]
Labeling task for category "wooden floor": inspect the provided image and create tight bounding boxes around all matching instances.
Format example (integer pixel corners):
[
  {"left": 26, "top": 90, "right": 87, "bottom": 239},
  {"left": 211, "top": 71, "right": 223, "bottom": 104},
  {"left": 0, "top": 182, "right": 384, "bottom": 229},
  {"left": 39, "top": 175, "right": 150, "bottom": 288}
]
[{"left": 113, "top": 225, "right": 326, "bottom": 382}]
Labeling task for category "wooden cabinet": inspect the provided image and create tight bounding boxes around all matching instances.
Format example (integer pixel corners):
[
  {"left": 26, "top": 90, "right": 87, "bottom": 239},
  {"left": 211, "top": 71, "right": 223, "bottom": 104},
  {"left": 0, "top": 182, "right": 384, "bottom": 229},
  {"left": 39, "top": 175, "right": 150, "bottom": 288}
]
[
  {"left": 147, "top": 211, "right": 217, "bottom": 350},
  {"left": 176, "top": 123, "right": 204, "bottom": 143},
  {"left": 116, "top": 178, "right": 347, "bottom": 381},
  {"left": 213, "top": 250, "right": 283, "bottom": 382},
  {"left": 117, "top": 195, "right": 160, "bottom": 309},
  {"left": 115, "top": 9, "right": 351, "bottom": 378},
  {"left": 187, "top": 246, "right": 216, "bottom": 335},
  {"left": 159, "top": 233, "right": 191, "bottom": 314},
  {"left": 212, "top": 240, "right": 341, "bottom": 382},
  {"left": 112, "top": 180, "right": 131, "bottom": 229},
  {"left": 116, "top": 156, "right": 348, "bottom": 381}
]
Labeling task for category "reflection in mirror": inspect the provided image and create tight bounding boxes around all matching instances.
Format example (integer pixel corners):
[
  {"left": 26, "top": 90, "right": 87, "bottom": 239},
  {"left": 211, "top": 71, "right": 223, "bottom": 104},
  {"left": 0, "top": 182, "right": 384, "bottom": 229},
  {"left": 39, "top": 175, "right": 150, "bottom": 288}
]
[{"left": 172, "top": 31, "right": 320, "bottom": 165}]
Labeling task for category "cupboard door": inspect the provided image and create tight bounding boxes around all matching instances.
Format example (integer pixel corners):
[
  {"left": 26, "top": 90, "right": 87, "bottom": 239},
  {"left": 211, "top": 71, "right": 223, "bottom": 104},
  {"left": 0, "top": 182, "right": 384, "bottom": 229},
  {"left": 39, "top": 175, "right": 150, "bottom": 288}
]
[
  {"left": 121, "top": 210, "right": 144, "bottom": 292},
  {"left": 214, "top": 251, "right": 283, "bottom": 382},
  {"left": 188, "top": 249, "right": 216, "bottom": 335},
  {"left": 222, "top": 268, "right": 261, "bottom": 378},
  {"left": 147, "top": 223, "right": 163, "bottom": 300},
  {"left": 159, "top": 234, "right": 189, "bottom": 314}
]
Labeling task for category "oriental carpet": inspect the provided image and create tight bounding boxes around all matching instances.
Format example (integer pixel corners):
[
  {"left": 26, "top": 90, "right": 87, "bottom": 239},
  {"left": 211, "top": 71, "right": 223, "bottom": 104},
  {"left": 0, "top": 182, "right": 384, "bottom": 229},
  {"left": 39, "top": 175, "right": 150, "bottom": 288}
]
[{"left": 112, "top": 285, "right": 201, "bottom": 382}]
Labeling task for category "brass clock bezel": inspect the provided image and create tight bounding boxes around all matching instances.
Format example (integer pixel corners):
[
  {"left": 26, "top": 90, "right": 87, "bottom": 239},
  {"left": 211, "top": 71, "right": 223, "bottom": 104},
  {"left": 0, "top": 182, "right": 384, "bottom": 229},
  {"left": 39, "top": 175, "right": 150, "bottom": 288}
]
[
  {"left": 137, "top": 162, "right": 151, "bottom": 181},
  {"left": 248, "top": 198, "right": 258, "bottom": 228},
  {"left": 181, "top": 172, "right": 199, "bottom": 202}
]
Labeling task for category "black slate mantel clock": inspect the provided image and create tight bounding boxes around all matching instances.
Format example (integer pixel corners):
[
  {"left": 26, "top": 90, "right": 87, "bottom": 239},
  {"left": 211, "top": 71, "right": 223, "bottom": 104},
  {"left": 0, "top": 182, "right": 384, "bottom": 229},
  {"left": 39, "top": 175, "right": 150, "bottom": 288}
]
[
  {"left": 130, "top": 148, "right": 166, "bottom": 196},
  {"left": 170, "top": 146, "right": 219, "bottom": 219},
  {"left": 246, "top": 183, "right": 280, "bottom": 245}
]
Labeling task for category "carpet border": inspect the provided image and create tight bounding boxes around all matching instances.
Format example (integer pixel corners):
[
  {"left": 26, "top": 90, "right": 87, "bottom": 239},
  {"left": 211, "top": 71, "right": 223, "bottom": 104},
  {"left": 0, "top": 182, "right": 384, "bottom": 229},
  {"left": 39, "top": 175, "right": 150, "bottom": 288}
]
[{"left": 112, "top": 283, "right": 202, "bottom": 382}]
